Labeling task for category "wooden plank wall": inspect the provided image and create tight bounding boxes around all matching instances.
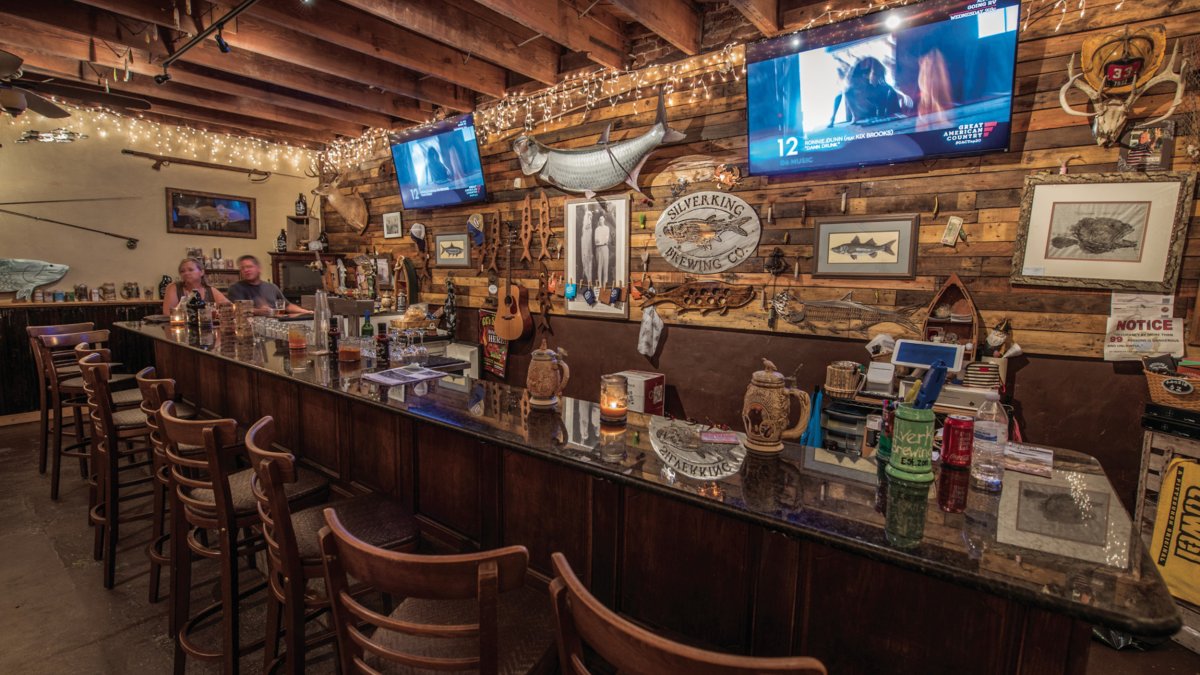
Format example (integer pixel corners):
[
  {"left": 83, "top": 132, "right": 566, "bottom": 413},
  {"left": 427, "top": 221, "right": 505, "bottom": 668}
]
[{"left": 323, "top": 0, "right": 1200, "bottom": 359}]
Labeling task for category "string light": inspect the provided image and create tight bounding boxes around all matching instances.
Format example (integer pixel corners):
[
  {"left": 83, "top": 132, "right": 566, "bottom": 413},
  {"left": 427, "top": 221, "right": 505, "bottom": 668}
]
[{"left": 3, "top": 102, "right": 315, "bottom": 171}]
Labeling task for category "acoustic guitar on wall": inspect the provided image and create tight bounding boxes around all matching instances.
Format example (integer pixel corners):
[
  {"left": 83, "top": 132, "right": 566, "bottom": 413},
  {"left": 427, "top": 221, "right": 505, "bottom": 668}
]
[{"left": 494, "top": 226, "right": 532, "bottom": 341}]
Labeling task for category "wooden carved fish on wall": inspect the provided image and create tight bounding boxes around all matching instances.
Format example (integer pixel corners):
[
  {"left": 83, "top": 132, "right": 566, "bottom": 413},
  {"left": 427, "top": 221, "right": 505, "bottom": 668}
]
[
  {"left": 642, "top": 281, "right": 756, "bottom": 316},
  {"left": 772, "top": 290, "right": 921, "bottom": 334},
  {"left": 0, "top": 258, "right": 69, "bottom": 300}
]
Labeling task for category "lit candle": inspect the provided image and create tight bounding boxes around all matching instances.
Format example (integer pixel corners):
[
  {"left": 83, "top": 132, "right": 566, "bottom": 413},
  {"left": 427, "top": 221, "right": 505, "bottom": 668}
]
[{"left": 600, "top": 374, "right": 628, "bottom": 425}]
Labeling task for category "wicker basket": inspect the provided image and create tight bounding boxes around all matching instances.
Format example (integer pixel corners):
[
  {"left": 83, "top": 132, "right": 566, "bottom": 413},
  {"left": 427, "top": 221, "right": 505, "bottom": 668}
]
[{"left": 1144, "top": 369, "right": 1200, "bottom": 411}]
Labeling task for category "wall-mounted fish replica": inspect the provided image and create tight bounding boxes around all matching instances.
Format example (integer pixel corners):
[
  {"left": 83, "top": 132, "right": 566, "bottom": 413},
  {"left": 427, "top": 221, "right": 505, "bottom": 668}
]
[
  {"left": 642, "top": 281, "right": 755, "bottom": 316},
  {"left": 662, "top": 215, "right": 753, "bottom": 251},
  {"left": 772, "top": 290, "right": 921, "bottom": 334},
  {"left": 0, "top": 258, "right": 68, "bottom": 300},
  {"left": 830, "top": 236, "right": 895, "bottom": 260},
  {"left": 513, "top": 89, "right": 685, "bottom": 198}
]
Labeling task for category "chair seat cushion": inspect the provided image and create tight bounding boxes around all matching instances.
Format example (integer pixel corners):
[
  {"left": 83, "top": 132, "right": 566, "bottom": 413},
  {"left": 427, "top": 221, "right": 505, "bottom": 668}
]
[
  {"left": 292, "top": 494, "right": 419, "bottom": 562},
  {"left": 111, "top": 407, "right": 149, "bottom": 429},
  {"left": 111, "top": 388, "right": 144, "bottom": 406},
  {"left": 189, "top": 466, "right": 327, "bottom": 517},
  {"left": 55, "top": 364, "right": 81, "bottom": 376},
  {"left": 61, "top": 372, "right": 134, "bottom": 390},
  {"left": 370, "top": 585, "right": 556, "bottom": 675}
]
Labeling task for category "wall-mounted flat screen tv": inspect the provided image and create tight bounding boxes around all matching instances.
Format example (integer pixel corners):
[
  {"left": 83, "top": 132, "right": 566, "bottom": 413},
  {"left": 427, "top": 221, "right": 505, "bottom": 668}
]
[
  {"left": 746, "top": 0, "right": 1021, "bottom": 176},
  {"left": 390, "top": 113, "right": 487, "bottom": 210}
]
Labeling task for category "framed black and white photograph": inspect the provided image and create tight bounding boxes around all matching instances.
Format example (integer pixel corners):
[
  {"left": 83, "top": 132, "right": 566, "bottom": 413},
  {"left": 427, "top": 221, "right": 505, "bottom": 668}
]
[
  {"left": 1118, "top": 119, "right": 1175, "bottom": 172},
  {"left": 997, "top": 471, "right": 1132, "bottom": 567},
  {"left": 813, "top": 214, "right": 918, "bottom": 278},
  {"left": 1012, "top": 172, "right": 1196, "bottom": 292},
  {"left": 565, "top": 195, "right": 629, "bottom": 319},
  {"left": 166, "top": 188, "right": 256, "bottom": 239},
  {"left": 434, "top": 233, "right": 471, "bottom": 267},
  {"left": 382, "top": 212, "right": 404, "bottom": 239}
]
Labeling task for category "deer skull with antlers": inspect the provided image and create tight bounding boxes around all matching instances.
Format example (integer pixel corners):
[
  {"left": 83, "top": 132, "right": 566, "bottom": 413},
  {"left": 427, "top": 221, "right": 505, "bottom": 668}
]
[
  {"left": 307, "top": 162, "right": 370, "bottom": 235},
  {"left": 1060, "top": 42, "right": 1188, "bottom": 148}
]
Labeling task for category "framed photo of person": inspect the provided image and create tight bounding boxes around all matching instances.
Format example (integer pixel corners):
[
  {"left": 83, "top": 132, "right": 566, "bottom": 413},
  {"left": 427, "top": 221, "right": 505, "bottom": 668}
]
[
  {"left": 1118, "top": 119, "right": 1175, "bottom": 172},
  {"left": 382, "top": 212, "right": 404, "bottom": 239},
  {"left": 564, "top": 195, "right": 629, "bottom": 319},
  {"left": 812, "top": 214, "right": 919, "bottom": 278},
  {"left": 1011, "top": 172, "right": 1196, "bottom": 292}
]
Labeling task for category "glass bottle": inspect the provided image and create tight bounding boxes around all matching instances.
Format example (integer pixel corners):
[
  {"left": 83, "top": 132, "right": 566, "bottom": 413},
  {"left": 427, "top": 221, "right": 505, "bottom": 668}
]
[
  {"left": 276, "top": 228, "right": 288, "bottom": 252},
  {"left": 361, "top": 312, "right": 374, "bottom": 338},
  {"left": 295, "top": 193, "right": 308, "bottom": 217},
  {"left": 375, "top": 322, "right": 389, "bottom": 361},
  {"left": 970, "top": 392, "right": 1008, "bottom": 492},
  {"left": 186, "top": 289, "right": 203, "bottom": 326}
]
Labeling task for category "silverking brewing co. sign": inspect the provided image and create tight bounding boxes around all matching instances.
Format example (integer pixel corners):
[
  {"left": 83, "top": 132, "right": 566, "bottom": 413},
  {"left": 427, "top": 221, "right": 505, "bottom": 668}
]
[
  {"left": 655, "top": 191, "right": 761, "bottom": 274},
  {"left": 649, "top": 418, "right": 746, "bottom": 481}
]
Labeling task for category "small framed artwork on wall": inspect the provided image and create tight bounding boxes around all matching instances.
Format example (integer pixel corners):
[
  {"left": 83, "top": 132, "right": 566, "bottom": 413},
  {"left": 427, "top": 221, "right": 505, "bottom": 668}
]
[
  {"left": 1118, "top": 119, "right": 1175, "bottom": 172},
  {"left": 382, "top": 212, "right": 403, "bottom": 239},
  {"left": 1011, "top": 172, "right": 1196, "bottom": 292},
  {"left": 434, "top": 233, "right": 471, "bottom": 267},
  {"left": 166, "top": 188, "right": 256, "bottom": 239},
  {"left": 812, "top": 214, "right": 919, "bottom": 278},
  {"left": 564, "top": 195, "right": 629, "bottom": 319}
]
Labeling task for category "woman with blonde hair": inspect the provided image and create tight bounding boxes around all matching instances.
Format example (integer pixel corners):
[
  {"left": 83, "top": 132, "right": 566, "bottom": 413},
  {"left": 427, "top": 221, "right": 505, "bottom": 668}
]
[{"left": 162, "top": 257, "right": 228, "bottom": 313}]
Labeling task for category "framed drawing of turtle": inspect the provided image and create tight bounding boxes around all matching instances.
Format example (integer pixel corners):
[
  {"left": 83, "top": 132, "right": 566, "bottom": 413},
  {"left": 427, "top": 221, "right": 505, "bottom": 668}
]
[
  {"left": 812, "top": 214, "right": 919, "bottom": 279},
  {"left": 1012, "top": 172, "right": 1196, "bottom": 292}
]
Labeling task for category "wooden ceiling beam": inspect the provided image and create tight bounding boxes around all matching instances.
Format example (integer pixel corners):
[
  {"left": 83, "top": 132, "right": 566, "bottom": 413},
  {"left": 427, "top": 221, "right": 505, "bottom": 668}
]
[
  {"left": 606, "top": 0, "right": 701, "bottom": 55},
  {"left": 0, "top": 0, "right": 430, "bottom": 122},
  {"left": 70, "top": 0, "right": 472, "bottom": 111},
  {"left": 730, "top": 0, "right": 781, "bottom": 37},
  {"left": 470, "top": 0, "right": 626, "bottom": 70},
  {"left": 336, "top": 0, "right": 560, "bottom": 86},
  {"left": 245, "top": 0, "right": 506, "bottom": 98}
]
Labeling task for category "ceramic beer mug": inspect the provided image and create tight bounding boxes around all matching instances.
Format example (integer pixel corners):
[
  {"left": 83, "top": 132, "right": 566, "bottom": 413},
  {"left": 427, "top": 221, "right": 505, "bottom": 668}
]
[
  {"left": 526, "top": 339, "right": 570, "bottom": 408},
  {"left": 742, "top": 358, "right": 810, "bottom": 453}
]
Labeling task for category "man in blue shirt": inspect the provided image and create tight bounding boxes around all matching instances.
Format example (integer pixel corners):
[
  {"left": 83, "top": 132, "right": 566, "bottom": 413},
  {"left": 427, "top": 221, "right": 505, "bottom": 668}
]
[{"left": 227, "top": 255, "right": 310, "bottom": 315}]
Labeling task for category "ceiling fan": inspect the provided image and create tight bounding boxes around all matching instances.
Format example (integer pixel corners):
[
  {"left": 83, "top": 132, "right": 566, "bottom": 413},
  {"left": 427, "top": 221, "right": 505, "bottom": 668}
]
[{"left": 0, "top": 48, "right": 152, "bottom": 119}]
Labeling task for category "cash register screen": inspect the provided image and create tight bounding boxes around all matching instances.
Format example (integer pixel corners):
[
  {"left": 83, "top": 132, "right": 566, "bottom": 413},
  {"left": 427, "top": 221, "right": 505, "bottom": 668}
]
[{"left": 891, "top": 339, "right": 964, "bottom": 372}]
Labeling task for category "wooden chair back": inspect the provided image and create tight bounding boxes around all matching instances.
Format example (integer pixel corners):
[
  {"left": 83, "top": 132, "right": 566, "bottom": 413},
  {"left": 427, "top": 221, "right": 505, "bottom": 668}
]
[
  {"left": 549, "top": 553, "right": 826, "bottom": 675},
  {"left": 37, "top": 330, "right": 111, "bottom": 387},
  {"left": 77, "top": 352, "right": 117, "bottom": 443},
  {"left": 157, "top": 401, "right": 241, "bottom": 530},
  {"left": 137, "top": 367, "right": 174, "bottom": 472},
  {"left": 319, "top": 508, "right": 531, "bottom": 674},
  {"left": 244, "top": 416, "right": 305, "bottom": 601},
  {"left": 75, "top": 340, "right": 113, "bottom": 363},
  {"left": 26, "top": 322, "right": 93, "bottom": 385}
]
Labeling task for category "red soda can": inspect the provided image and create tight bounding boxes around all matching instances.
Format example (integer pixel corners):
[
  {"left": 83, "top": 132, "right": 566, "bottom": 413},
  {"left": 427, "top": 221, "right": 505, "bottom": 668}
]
[
  {"left": 941, "top": 415, "right": 975, "bottom": 468},
  {"left": 938, "top": 464, "right": 970, "bottom": 513}
]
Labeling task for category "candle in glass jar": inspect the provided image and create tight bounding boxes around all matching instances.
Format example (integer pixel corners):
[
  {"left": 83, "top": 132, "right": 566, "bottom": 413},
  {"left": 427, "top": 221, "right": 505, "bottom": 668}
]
[{"left": 600, "top": 374, "right": 628, "bottom": 424}]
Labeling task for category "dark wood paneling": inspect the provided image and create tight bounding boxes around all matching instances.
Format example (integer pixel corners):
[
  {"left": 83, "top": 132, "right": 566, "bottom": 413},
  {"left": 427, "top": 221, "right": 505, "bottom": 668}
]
[
  {"left": 588, "top": 476, "right": 622, "bottom": 607},
  {"left": 500, "top": 449, "right": 591, "bottom": 577},
  {"left": 416, "top": 426, "right": 482, "bottom": 543},
  {"left": 222, "top": 360, "right": 256, "bottom": 423},
  {"left": 750, "top": 531, "right": 802, "bottom": 657},
  {"left": 620, "top": 489, "right": 756, "bottom": 651},
  {"left": 347, "top": 402, "right": 399, "bottom": 494},
  {"left": 298, "top": 386, "right": 341, "bottom": 478},
  {"left": 255, "top": 371, "right": 300, "bottom": 453}
]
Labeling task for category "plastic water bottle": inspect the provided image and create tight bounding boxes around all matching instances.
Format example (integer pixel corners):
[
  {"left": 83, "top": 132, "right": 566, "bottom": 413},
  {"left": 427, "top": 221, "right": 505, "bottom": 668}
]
[{"left": 970, "top": 391, "right": 1008, "bottom": 492}]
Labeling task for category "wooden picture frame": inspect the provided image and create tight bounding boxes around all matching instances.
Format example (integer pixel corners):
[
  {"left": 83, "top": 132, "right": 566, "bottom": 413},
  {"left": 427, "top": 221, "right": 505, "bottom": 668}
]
[
  {"left": 165, "top": 188, "right": 256, "bottom": 239},
  {"left": 434, "top": 233, "right": 471, "bottom": 267},
  {"left": 564, "top": 195, "right": 630, "bottom": 320},
  {"left": 1011, "top": 172, "right": 1196, "bottom": 293},
  {"left": 382, "top": 212, "right": 404, "bottom": 239},
  {"left": 812, "top": 214, "right": 919, "bottom": 279}
]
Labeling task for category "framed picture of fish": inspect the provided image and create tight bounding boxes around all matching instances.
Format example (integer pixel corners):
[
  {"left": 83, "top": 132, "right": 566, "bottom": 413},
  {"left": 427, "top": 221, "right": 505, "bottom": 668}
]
[
  {"left": 812, "top": 214, "right": 919, "bottom": 279},
  {"left": 564, "top": 195, "right": 629, "bottom": 319},
  {"left": 434, "top": 233, "right": 471, "bottom": 267},
  {"left": 165, "top": 188, "right": 256, "bottom": 239},
  {"left": 1011, "top": 172, "right": 1196, "bottom": 292}
]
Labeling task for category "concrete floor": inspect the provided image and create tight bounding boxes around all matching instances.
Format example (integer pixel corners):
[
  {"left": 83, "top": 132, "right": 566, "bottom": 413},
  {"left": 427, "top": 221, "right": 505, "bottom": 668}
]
[{"left": 2, "top": 419, "right": 1198, "bottom": 674}]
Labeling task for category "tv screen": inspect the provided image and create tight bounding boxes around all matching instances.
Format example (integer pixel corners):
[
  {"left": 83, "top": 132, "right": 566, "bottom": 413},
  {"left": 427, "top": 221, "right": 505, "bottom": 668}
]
[
  {"left": 390, "top": 113, "right": 487, "bottom": 209},
  {"left": 746, "top": 0, "right": 1020, "bottom": 176}
]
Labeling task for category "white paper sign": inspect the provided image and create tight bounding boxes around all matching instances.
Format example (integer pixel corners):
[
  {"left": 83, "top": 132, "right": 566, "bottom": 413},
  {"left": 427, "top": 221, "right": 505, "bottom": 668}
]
[
  {"left": 1110, "top": 292, "right": 1173, "bottom": 316},
  {"left": 1104, "top": 315, "right": 1184, "bottom": 360}
]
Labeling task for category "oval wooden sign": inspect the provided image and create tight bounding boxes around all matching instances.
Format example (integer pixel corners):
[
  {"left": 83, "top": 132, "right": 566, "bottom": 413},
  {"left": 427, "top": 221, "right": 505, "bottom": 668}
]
[{"left": 655, "top": 191, "right": 761, "bottom": 274}]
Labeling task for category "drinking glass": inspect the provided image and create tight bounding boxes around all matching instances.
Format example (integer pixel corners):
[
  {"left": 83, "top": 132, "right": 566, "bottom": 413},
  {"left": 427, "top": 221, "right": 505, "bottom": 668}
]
[
  {"left": 401, "top": 330, "right": 418, "bottom": 365},
  {"left": 415, "top": 330, "right": 429, "bottom": 366},
  {"left": 273, "top": 298, "right": 287, "bottom": 315},
  {"left": 287, "top": 325, "right": 308, "bottom": 351}
]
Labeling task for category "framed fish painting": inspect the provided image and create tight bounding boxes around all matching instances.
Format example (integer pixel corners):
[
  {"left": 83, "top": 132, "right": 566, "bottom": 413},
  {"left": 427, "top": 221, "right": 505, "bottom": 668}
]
[
  {"left": 434, "top": 233, "right": 471, "bottom": 267},
  {"left": 813, "top": 214, "right": 919, "bottom": 279},
  {"left": 564, "top": 195, "right": 629, "bottom": 319},
  {"left": 165, "top": 188, "right": 256, "bottom": 239},
  {"left": 1011, "top": 172, "right": 1195, "bottom": 292}
]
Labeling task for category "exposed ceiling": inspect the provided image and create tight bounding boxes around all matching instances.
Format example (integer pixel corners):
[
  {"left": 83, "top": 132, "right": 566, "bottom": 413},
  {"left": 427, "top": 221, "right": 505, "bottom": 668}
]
[{"left": 0, "top": 0, "right": 809, "bottom": 147}]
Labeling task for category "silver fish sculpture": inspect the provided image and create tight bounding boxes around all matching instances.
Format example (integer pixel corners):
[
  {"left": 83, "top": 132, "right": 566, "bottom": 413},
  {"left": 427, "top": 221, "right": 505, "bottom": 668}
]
[
  {"left": 772, "top": 291, "right": 920, "bottom": 334},
  {"left": 0, "top": 258, "right": 69, "bottom": 301},
  {"left": 830, "top": 236, "right": 895, "bottom": 259},
  {"left": 512, "top": 89, "right": 686, "bottom": 198},
  {"left": 662, "top": 215, "right": 752, "bottom": 250}
]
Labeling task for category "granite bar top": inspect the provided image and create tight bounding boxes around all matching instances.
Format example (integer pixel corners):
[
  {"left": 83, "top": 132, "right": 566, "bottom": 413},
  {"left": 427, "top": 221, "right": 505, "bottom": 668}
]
[{"left": 116, "top": 320, "right": 1182, "bottom": 636}]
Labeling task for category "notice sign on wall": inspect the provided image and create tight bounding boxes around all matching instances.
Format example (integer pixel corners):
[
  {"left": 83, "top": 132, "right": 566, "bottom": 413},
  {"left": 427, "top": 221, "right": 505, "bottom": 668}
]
[{"left": 1105, "top": 300, "right": 1184, "bottom": 362}]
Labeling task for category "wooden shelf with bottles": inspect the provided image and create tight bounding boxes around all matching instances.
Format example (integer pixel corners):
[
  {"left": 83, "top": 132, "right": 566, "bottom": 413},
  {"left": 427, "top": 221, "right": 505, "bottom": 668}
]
[{"left": 202, "top": 267, "right": 241, "bottom": 292}]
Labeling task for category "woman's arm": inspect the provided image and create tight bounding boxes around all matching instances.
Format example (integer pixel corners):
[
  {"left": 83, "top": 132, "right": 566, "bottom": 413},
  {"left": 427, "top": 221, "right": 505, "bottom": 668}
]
[
  {"left": 210, "top": 286, "right": 229, "bottom": 305},
  {"left": 162, "top": 284, "right": 179, "bottom": 314}
]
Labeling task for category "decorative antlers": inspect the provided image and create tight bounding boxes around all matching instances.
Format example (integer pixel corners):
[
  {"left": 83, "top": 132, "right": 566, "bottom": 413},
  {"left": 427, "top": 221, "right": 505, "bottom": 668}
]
[{"left": 1059, "top": 42, "right": 1189, "bottom": 147}]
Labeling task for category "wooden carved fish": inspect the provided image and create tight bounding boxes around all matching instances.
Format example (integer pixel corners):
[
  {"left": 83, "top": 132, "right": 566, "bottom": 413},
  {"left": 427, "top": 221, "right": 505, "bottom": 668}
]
[
  {"left": 512, "top": 89, "right": 685, "bottom": 198},
  {"left": 662, "top": 215, "right": 753, "bottom": 250},
  {"left": 643, "top": 281, "right": 755, "bottom": 316},
  {"left": 772, "top": 290, "right": 920, "bottom": 334},
  {"left": 0, "top": 258, "right": 69, "bottom": 300}
]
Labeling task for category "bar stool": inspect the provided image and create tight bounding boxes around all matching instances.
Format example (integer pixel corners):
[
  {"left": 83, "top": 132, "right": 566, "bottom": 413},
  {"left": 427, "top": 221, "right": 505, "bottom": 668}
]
[
  {"left": 75, "top": 342, "right": 144, "bottom": 409},
  {"left": 245, "top": 416, "right": 420, "bottom": 674},
  {"left": 319, "top": 509, "right": 558, "bottom": 675},
  {"left": 158, "top": 402, "right": 329, "bottom": 675},
  {"left": 78, "top": 353, "right": 155, "bottom": 589},
  {"left": 27, "top": 322, "right": 93, "bottom": 474},
  {"left": 549, "top": 553, "right": 826, "bottom": 674},
  {"left": 35, "top": 329, "right": 134, "bottom": 500},
  {"left": 136, "top": 367, "right": 199, "bottom": 605}
]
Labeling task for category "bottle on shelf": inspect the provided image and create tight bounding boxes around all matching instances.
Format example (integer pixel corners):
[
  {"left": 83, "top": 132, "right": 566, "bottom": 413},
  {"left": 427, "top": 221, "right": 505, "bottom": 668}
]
[
  {"left": 376, "top": 322, "right": 389, "bottom": 361},
  {"left": 969, "top": 391, "right": 1008, "bottom": 492},
  {"left": 295, "top": 193, "right": 308, "bottom": 217},
  {"left": 276, "top": 229, "right": 288, "bottom": 253},
  {"left": 361, "top": 312, "right": 374, "bottom": 338}
]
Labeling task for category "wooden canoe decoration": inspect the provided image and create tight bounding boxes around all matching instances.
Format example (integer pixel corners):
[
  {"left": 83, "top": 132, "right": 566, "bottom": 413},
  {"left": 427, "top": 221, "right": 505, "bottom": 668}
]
[
  {"left": 921, "top": 273, "right": 983, "bottom": 357},
  {"left": 642, "top": 281, "right": 756, "bottom": 316}
]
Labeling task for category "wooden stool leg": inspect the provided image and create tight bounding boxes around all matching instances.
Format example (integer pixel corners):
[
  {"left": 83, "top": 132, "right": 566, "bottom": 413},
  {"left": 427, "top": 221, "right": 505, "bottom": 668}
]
[
  {"left": 169, "top": 494, "right": 190, "bottom": 675},
  {"left": 148, "top": 479, "right": 167, "bottom": 603},
  {"left": 263, "top": 594, "right": 282, "bottom": 673},
  {"left": 74, "top": 404, "right": 88, "bottom": 479},
  {"left": 50, "top": 393, "right": 65, "bottom": 500},
  {"left": 102, "top": 440, "right": 119, "bottom": 589},
  {"left": 219, "top": 527, "right": 242, "bottom": 675},
  {"left": 37, "top": 384, "right": 49, "bottom": 474},
  {"left": 284, "top": 584, "right": 306, "bottom": 675}
]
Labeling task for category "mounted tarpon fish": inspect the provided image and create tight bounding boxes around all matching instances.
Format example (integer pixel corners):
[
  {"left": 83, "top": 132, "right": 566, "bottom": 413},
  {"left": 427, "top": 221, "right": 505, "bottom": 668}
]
[
  {"left": 773, "top": 290, "right": 921, "bottom": 334},
  {"left": 512, "top": 88, "right": 686, "bottom": 198},
  {"left": 0, "top": 258, "right": 69, "bottom": 301}
]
